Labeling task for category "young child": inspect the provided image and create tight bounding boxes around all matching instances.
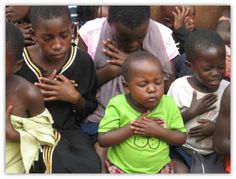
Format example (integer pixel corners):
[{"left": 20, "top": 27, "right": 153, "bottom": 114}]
[
  {"left": 98, "top": 51, "right": 186, "bottom": 173},
  {"left": 6, "top": 6, "right": 35, "bottom": 46},
  {"left": 6, "top": 22, "right": 57, "bottom": 173},
  {"left": 213, "top": 84, "right": 230, "bottom": 173},
  {"left": 160, "top": 6, "right": 196, "bottom": 54},
  {"left": 160, "top": 6, "right": 196, "bottom": 78},
  {"left": 167, "top": 29, "right": 229, "bottom": 173},
  {"left": 16, "top": 6, "right": 101, "bottom": 173},
  {"left": 78, "top": 7, "right": 179, "bottom": 171}
]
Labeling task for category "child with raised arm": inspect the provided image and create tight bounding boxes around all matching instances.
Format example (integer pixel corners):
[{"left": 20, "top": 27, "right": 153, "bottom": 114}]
[
  {"left": 167, "top": 29, "right": 229, "bottom": 173},
  {"left": 6, "top": 22, "right": 57, "bottom": 173},
  {"left": 160, "top": 6, "right": 196, "bottom": 55},
  {"left": 16, "top": 6, "right": 101, "bottom": 173},
  {"left": 98, "top": 51, "right": 186, "bottom": 173},
  {"left": 160, "top": 6, "right": 196, "bottom": 78}
]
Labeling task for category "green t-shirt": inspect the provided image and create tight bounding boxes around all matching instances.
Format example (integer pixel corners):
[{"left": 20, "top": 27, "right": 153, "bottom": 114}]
[{"left": 99, "top": 94, "right": 186, "bottom": 173}]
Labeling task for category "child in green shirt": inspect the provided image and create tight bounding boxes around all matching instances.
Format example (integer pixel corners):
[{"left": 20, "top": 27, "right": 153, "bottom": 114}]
[{"left": 98, "top": 51, "right": 186, "bottom": 173}]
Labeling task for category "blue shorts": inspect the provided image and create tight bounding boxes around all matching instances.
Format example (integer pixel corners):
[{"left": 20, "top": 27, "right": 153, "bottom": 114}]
[{"left": 170, "top": 146, "right": 192, "bottom": 168}]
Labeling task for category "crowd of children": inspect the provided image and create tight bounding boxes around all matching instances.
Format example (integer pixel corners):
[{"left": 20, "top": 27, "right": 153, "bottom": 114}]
[{"left": 5, "top": 5, "right": 230, "bottom": 174}]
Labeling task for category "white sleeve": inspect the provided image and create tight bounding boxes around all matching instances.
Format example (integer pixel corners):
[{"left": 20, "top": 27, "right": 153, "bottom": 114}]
[{"left": 156, "top": 22, "right": 179, "bottom": 61}]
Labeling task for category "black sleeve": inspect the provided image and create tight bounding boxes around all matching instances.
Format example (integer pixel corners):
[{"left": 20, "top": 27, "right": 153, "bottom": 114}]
[
  {"left": 81, "top": 56, "right": 98, "bottom": 118},
  {"left": 172, "top": 25, "right": 189, "bottom": 54},
  {"left": 73, "top": 50, "right": 98, "bottom": 121}
]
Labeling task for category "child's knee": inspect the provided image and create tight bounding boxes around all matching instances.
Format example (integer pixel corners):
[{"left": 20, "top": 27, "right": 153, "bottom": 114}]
[{"left": 172, "top": 158, "right": 190, "bottom": 173}]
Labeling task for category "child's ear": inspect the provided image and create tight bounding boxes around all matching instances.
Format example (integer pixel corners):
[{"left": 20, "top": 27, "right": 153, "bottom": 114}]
[
  {"left": 122, "top": 81, "right": 130, "bottom": 94},
  {"left": 185, "top": 60, "right": 193, "bottom": 69},
  {"left": 70, "top": 22, "right": 77, "bottom": 40},
  {"left": 13, "top": 59, "right": 24, "bottom": 73},
  {"left": 31, "top": 29, "right": 37, "bottom": 43}
]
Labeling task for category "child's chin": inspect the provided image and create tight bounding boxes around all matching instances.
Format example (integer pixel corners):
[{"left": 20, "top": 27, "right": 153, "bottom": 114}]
[
  {"left": 208, "top": 84, "right": 220, "bottom": 92},
  {"left": 146, "top": 103, "right": 158, "bottom": 111}
]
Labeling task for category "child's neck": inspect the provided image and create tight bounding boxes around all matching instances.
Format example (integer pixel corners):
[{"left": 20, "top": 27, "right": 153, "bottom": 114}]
[
  {"left": 188, "top": 76, "right": 219, "bottom": 93},
  {"left": 36, "top": 47, "right": 70, "bottom": 76},
  {"left": 126, "top": 93, "right": 149, "bottom": 113}
]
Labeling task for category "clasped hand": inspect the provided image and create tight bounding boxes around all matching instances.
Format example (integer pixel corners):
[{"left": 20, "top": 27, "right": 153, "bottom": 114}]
[
  {"left": 34, "top": 70, "right": 79, "bottom": 103},
  {"left": 102, "top": 38, "right": 129, "bottom": 66},
  {"left": 130, "top": 113, "right": 165, "bottom": 137}
]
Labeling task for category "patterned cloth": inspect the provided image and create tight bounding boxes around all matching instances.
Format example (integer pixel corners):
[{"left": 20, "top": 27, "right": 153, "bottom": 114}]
[{"left": 105, "top": 160, "right": 174, "bottom": 174}]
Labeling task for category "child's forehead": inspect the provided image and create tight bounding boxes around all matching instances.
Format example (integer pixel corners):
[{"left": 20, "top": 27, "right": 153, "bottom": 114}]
[
  {"left": 199, "top": 46, "right": 224, "bottom": 55},
  {"left": 36, "top": 15, "right": 70, "bottom": 26},
  {"left": 194, "top": 47, "right": 225, "bottom": 63},
  {"left": 34, "top": 17, "right": 71, "bottom": 32},
  {"left": 130, "top": 58, "right": 161, "bottom": 69}
]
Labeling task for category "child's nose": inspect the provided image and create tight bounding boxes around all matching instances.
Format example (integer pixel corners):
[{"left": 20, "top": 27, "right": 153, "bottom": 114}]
[
  {"left": 127, "top": 41, "right": 141, "bottom": 52},
  {"left": 188, "top": 18, "right": 194, "bottom": 24},
  {"left": 211, "top": 69, "right": 221, "bottom": 77},
  {"left": 52, "top": 38, "right": 62, "bottom": 51},
  {"left": 147, "top": 84, "right": 156, "bottom": 93}
]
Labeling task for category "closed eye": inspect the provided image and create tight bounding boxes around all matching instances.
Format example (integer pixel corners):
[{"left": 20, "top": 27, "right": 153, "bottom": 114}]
[{"left": 137, "top": 82, "right": 147, "bottom": 87}]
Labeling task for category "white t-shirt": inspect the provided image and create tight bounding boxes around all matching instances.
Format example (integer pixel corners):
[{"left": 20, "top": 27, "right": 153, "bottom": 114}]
[{"left": 167, "top": 76, "right": 230, "bottom": 155}]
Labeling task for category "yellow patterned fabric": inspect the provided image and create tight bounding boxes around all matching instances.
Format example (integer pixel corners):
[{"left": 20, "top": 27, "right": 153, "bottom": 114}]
[{"left": 6, "top": 109, "right": 57, "bottom": 173}]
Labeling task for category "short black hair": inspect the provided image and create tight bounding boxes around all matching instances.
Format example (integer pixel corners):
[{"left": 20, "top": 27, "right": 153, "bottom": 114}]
[
  {"left": 122, "top": 50, "right": 161, "bottom": 82},
  {"left": 108, "top": 6, "right": 150, "bottom": 29},
  {"left": 185, "top": 29, "right": 226, "bottom": 63},
  {"left": 6, "top": 21, "right": 24, "bottom": 61},
  {"left": 30, "top": 6, "right": 71, "bottom": 29},
  {"left": 77, "top": 6, "right": 99, "bottom": 26}
]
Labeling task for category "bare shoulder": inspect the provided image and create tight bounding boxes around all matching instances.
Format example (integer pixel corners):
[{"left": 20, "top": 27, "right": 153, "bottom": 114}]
[
  {"left": 14, "top": 75, "right": 45, "bottom": 116},
  {"left": 15, "top": 75, "right": 43, "bottom": 101}
]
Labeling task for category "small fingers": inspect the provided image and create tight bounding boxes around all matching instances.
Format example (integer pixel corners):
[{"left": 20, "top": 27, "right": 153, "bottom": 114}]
[
  {"left": 48, "top": 69, "right": 57, "bottom": 79},
  {"left": 133, "top": 130, "right": 146, "bottom": 135},
  {"left": 44, "top": 96, "right": 57, "bottom": 101},
  {"left": 35, "top": 81, "right": 58, "bottom": 91},
  {"left": 184, "top": 8, "right": 190, "bottom": 17}
]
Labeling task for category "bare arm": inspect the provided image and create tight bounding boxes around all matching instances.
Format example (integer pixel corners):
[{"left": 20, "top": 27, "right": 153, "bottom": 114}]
[
  {"left": 24, "top": 81, "right": 46, "bottom": 117},
  {"left": 213, "top": 85, "right": 230, "bottom": 155},
  {"left": 6, "top": 78, "right": 46, "bottom": 142},
  {"left": 78, "top": 36, "right": 124, "bottom": 88},
  {"left": 6, "top": 105, "right": 20, "bottom": 142},
  {"left": 97, "top": 39, "right": 130, "bottom": 88},
  {"left": 98, "top": 124, "right": 134, "bottom": 147},
  {"left": 96, "top": 64, "right": 122, "bottom": 88}
]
